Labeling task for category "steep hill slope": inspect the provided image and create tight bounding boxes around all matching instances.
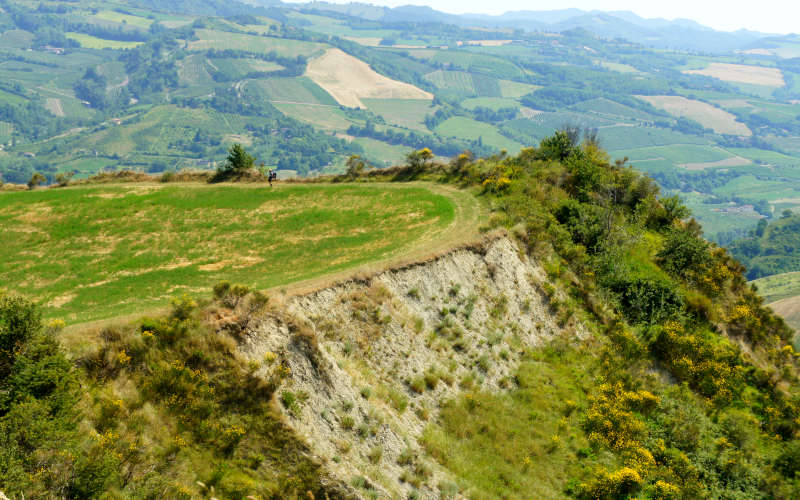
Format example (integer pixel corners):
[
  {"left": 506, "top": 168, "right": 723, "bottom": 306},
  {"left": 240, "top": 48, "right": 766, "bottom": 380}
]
[
  {"left": 766, "top": 293, "right": 800, "bottom": 332},
  {"left": 243, "top": 234, "right": 573, "bottom": 498},
  {"left": 3, "top": 135, "right": 800, "bottom": 499}
]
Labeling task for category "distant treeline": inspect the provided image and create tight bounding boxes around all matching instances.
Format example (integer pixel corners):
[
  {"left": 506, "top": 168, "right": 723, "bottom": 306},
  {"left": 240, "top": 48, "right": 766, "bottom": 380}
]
[
  {"left": 204, "top": 49, "right": 307, "bottom": 80},
  {"left": 729, "top": 214, "right": 800, "bottom": 279},
  {"left": 347, "top": 121, "right": 495, "bottom": 158}
]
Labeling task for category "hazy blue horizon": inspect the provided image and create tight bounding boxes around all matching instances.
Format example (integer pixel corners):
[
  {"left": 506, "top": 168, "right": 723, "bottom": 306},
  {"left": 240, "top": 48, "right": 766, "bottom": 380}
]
[{"left": 284, "top": 1, "right": 796, "bottom": 35}]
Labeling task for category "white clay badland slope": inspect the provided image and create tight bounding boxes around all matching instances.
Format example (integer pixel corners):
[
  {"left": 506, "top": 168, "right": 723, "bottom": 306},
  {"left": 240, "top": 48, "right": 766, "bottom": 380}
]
[{"left": 239, "top": 234, "right": 582, "bottom": 499}]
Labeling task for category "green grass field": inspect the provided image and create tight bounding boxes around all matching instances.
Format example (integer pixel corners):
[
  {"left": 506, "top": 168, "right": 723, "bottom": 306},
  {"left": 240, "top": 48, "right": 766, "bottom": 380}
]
[
  {"left": 0, "top": 88, "right": 28, "bottom": 105},
  {"left": 0, "top": 62, "right": 61, "bottom": 88},
  {"left": 91, "top": 10, "right": 153, "bottom": 29},
  {"left": 273, "top": 102, "right": 353, "bottom": 131},
  {"left": 423, "top": 347, "right": 617, "bottom": 498},
  {"left": 0, "top": 183, "right": 456, "bottom": 324},
  {"left": 178, "top": 55, "right": 286, "bottom": 85},
  {"left": 363, "top": 98, "right": 436, "bottom": 132},
  {"left": 284, "top": 11, "right": 397, "bottom": 40},
  {"left": 28, "top": 105, "right": 259, "bottom": 159},
  {"left": 35, "top": 87, "right": 99, "bottom": 120},
  {"left": 678, "top": 192, "right": 764, "bottom": 239},
  {"left": 0, "top": 121, "right": 13, "bottom": 143},
  {"left": 751, "top": 274, "right": 800, "bottom": 336},
  {"left": 436, "top": 116, "right": 524, "bottom": 152},
  {"left": 728, "top": 148, "right": 800, "bottom": 167},
  {"left": 747, "top": 100, "right": 800, "bottom": 122},
  {"left": 501, "top": 112, "right": 617, "bottom": 148},
  {"left": 352, "top": 136, "right": 412, "bottom": 166},
  {"left": 0, "top": 29, "right": 34, "bottom": 49},
  {"left": 244, "top": 77, "right": 338, "bottom": 106},
  {"left": 149, "top": 12, "right": 196, "bottom": 29},
  {"left": 177, "top": 54, "right": 215, "bottom": 85},
  {"left": 58, "top": 157, "right": 119, "bottom": 177},
  {"left": 712, "top": 174, "right": 797, "bottom": 200},
  {"left": 461, "top": 97, "right": 520, "bottom": 111},
  {"left": 598, "top": 127, "right": 708, "bottom": 151},
  {"left": 424, "top": 70, "right": 477, "bottom": 94},
  {"left": 498, "top": 79, "right": 539, "bottom": 98},
  {"left": 188, "top": 29, "right": 325, "bottom": 57},
  {"left": 752, "top": 272, "right": 800, "bottom": 303},
  {"left": 421, "top": 70, "right": 501, "bottom": 98},
  {"left": 428, "top": 51, "right": 526, "bottom": 80},
  {"left": 572, "top": 98, "right": 660, "bottom": 122},
  {"left": 610, "top": 144, "right": 734, "bottom": 165},
  {"left": 211, "top": 57, "right": 283, "bottom": 77},
  {"left": 65, "top": 32, "right": 144, "bottom": 49}
]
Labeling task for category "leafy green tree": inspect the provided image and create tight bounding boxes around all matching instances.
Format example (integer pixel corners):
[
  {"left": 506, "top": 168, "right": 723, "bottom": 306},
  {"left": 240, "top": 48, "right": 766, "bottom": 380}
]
[
  {"left": 0, "top": 292, "right": 40, "bottom": 379},
  {"left": 27, "top": 172, "right": 46, "bottom": 190},
  {"left": 0, "top": 293, "right": 113, "bottom": 496},
  {"left": 606, "top": 275, "right": 683, "bottom": 324},
  {"left": 537, "top": 129, "right": 577, "bottom": 161},
  {"left": 211, "top": 144, "right": 257, "bottom": 182},
  {"left": 346, "top": 155, "right": 370, "bottom": 178},
  {"left": 55, "top": 172, "right": 74, "bottom": 187},
  {"left": 647, "top": 195, "right": 690, "bottom": 230},
  {"left": 224, "top": 143, "right": 255, "bottom": 173},
  {"left": 754, "top": 218, "right": 768, "bottom": 237},
  {"left": 73, "top": 68, "right": 108, "bottom": 110}
]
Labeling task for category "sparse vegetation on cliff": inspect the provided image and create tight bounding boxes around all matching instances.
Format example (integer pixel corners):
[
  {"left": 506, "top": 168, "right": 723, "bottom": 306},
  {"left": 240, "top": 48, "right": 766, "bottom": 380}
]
[{"left": 333, "top": 131, "right": 800, "bottom": 498}]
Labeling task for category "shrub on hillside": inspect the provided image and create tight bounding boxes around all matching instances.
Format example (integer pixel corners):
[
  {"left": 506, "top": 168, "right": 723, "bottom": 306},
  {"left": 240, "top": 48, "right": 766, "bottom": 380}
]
[
  {"left": 606, "top": 275, "right": 683, "bottom": 325},
  {"left": 210, "top": 144, "right": 265, "bottom": 183},
  {"left": 406, "top": 148, "right": 434, "bottom": 171},
  {"left": 27, "top": 172, "right": 46, "bottom": 190},
  {"left": 54, "top": 171, "right": 74, "bottom": 187},
  {"left": 88, "top": 170, "right": 151, "bottom": 183},
  {"left": 578, "top": 467, "right": 644, "bottom": 499},
  {"left": 1, "top": 293, "right": 116, "bottom": 497},
  {"left": 657, "top": 228, "right": 711, "bottom": 278},
  {"left": 345, "top": 155, "right": 371, "bottom": 178}
]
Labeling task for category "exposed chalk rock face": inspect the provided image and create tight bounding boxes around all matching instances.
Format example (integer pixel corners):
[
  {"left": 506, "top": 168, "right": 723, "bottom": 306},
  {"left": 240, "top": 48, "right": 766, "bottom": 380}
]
[{"left": 240, "top": 236, "right": 582, "bottom": 498}]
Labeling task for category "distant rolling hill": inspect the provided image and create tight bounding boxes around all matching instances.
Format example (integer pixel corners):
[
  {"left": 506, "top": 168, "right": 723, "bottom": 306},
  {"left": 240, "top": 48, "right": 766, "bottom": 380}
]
[
  {"left": 2, "top": 0, "right": 800, "bottom": 244},
  {"left": 291, "top": 2, "right": 773, "bottom": 52}
]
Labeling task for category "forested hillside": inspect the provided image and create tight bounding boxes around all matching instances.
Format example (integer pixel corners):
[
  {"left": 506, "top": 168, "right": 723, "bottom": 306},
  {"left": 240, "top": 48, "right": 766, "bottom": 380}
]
[{"left": 730, "top": 214, "right": 800, "bottom": 280}]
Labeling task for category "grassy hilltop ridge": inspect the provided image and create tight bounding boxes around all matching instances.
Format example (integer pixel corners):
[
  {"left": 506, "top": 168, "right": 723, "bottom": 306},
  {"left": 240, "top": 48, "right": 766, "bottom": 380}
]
[
  {"left": 0, "top": 181, "right": 458, "bottom": 324},
  {"left": 2, "top": 135, "right": 800, "bottom": 498}
]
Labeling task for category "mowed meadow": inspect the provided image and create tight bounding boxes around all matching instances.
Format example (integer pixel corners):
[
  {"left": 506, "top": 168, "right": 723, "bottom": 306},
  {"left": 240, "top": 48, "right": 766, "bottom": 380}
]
[{"left": 0, "top": 183, "right": 455, "bottom": 323}]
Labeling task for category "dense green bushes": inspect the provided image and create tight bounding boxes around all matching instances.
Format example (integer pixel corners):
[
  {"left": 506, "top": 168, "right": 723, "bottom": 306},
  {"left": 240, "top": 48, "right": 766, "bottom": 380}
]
[
  {"left": 0, "top": 289, "right": 333, "bottom": 498},
  {"left": 371, "top": 131, "right": 800, "bottom": 498},
  {"left": 0, "top": 292, "right": 115, "bottom": 497}
]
